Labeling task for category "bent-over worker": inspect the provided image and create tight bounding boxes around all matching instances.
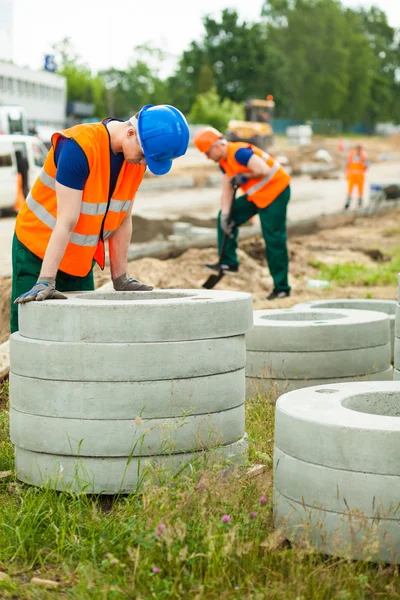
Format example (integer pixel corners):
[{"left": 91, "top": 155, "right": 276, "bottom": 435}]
[
  {"left": 194, "top": 126, "right": 291, "bottom": 300},
  {"left": 11, "top": 104, "right": 189, "bottom": 332}
]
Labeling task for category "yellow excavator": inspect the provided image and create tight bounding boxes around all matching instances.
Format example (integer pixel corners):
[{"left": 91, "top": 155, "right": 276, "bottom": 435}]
[{"left": 226, "top": 95, "right": 275, "bottom": 150}]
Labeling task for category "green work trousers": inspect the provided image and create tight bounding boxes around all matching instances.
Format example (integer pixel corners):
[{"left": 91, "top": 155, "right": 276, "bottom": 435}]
[
  {"left": 217, "top": 185, "right": 291, "bottom": 292},
  {"left": 10, "top": 233, "right": 95, "bottom": 334}
]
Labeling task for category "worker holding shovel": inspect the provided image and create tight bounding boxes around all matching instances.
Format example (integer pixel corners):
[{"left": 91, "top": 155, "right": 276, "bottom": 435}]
[
  {"left": 11, "top": 105, "right": 189, "bottom": 333},
  {"left": 194, "top": 127, "right": 291, "bottom": 299}
]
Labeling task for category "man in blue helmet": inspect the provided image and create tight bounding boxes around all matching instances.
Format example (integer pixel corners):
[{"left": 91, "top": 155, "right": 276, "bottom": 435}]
[{"left": 11, "top": 104, "right": 189, "bottom": 332}]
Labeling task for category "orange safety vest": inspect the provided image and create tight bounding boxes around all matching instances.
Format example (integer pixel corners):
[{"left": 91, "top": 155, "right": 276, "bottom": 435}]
[
  {"left": 219, "top": 142, "right": 290, "bottom": 209},
  {"left": 346, "top": 150, "right": 368, "bottom": 175},
  {"left": 15, "top": 120, "right": 145, "bottom": 277}
]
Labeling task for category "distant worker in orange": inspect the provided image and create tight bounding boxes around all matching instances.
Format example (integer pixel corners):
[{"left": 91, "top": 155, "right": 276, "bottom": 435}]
[
  {"left": 345, "top": 144, "right": 368, "bottom": 210},
  {"left": 194, "top": 126, "right": 291, "bottom": 300}
]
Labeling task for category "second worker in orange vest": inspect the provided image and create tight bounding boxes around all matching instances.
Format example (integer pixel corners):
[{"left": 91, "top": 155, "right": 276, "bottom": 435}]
[
  {"left": 194, "top": 126, "right": 291, "bottom": 300},
  {"left": 345, "top": 145, "right": 368, "bottom": 210},
  {"left": 11, "top": 105, "right": 189, "bottom": 333}
]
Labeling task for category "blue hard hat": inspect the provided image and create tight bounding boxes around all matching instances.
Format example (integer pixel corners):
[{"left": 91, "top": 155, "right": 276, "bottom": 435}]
[{"left": 137, "top": 104, "right": 189, "bottom": 175}]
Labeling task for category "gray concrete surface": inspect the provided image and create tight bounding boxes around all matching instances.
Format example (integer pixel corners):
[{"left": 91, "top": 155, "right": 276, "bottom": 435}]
[
  {"left": 274, "top": 491, "right": 400, "bottom": 564},
  {"left": 10, "top": 368, "right": 245, "bottom": 419},
  {"left": 274, "top": 381, "right": 400, "bottom": 563},
  {"left": 393, "top": 337, "right": 400, "bottom": 372},
  {"left": 274, "top": 447, "right": 400, "bottom": 518},
  {"left": 295, "top": 300, "right": 396, "bottom": 361},
  {"left": 11, "top": 333, "right": 246, "bottom": 381},
  {"left": 19, "top": 289, "right": 253, "bottom": 343},
  {"left": 14, "top": 436, "right": 248, "bottom": 494},
  {"left": 246, "top": 308, "right": 390, "bottom": 352},
  {"left": 10, "top": 404, "right": 245, "bottom": 456},
  {"left": 275, "top": 382, "right": 400, "bottom": 474},
  {"left": 246, "top": 344, "right": 390, "bottom": 380}
]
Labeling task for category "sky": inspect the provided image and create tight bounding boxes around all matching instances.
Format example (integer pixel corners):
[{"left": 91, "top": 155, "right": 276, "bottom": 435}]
[{"left": 8, "top": 0, "right": 400, "bottom": 76}]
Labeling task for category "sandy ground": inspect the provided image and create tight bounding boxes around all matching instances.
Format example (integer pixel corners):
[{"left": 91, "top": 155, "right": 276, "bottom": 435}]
[
  {"left": 93, "top": 207, "right": 400, "bottom": 306},
  {"left": 0, "top": 158, "right": 398, "bottom": 277},
  {"left": 1, "top": 207, "right": 399, "bottom": 343}
]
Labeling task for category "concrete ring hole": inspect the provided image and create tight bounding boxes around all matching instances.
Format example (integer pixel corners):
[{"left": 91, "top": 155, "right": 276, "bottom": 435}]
[
  {"left": 80, "top": 291, "right": 194, "bottom": 301},
  {"left": 315, "top": 388, "right": 339, "bottom": 394},
  {"left": 342, "top": 391, "right": 400, "bottom": 416},
  {"left": 260, "top": 311, "right": 344, "bottom": 323},
  {"left": 311, "top": 301, "right": 396, "bottom": 315}
]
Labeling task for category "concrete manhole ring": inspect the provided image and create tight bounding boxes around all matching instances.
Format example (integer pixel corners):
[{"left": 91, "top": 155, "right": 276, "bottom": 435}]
[
  {"left": 247, "top": 308, "right": 390, "bottom": 352},
  {"left": 294, "top": 299, "right": 396, "bottom": 360},
  {"left": 18, "top": 288, "right": 253, "bottom": 342},
  {"left": 273, "top": 381, "right": 400, "bottom": 563}
]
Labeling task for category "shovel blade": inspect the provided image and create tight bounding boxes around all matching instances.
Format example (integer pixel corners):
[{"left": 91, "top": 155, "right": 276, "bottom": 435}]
[{"left": 202, "top": 272, "right": 224, "bottom": 289}]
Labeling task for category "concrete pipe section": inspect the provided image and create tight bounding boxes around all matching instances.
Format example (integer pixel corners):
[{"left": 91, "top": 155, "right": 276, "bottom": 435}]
[
  {"left": 295, "top": 299, "right": 396, "bottom": 362},
  {"left": 273, "top": 382, "right": 400, "bottom": 564},
  {"left": 246, "top": 308, "right": 392, "bottom": 396},
  {"left": 10, "top": 289, "right": 253, "bottom": 494}
]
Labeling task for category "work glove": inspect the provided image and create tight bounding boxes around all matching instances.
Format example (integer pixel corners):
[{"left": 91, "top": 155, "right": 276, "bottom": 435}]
[
  {"left": 220, "top": 213, "right": 235, "bottom": 238},
  {"left": 14, "top": 277, "right": 67, "bottom": 304},
  {"left": 230, "top": 174, "right": 247, "bottom": 188},
  {"left": 112, "top": 273, "right": 153, "bottom": 292}
]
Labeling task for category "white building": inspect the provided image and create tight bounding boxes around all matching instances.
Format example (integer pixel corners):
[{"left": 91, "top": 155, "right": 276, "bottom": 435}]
[{"left": 0, "top": 61, "right": 67, "bottom": 130}]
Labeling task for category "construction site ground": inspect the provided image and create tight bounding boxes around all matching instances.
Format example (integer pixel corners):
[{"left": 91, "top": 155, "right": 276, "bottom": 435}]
[
  {"left": 0, "top": 135, "right": 399, "bottom": 343},
  {"left": 1, "top": 207, "right": 400, "bottom": 344}
]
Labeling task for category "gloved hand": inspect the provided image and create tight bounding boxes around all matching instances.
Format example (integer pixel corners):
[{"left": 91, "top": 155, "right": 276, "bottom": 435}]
[
  {"left": 220, "top": 213, "right": 235, "bottom": 237},
  {"left": 14, "top": 277, "right": 67, "bottom": 304},
  {"left": 113, "top": 273, "right": 153, "bottom": 292},
  {"left": 230, "top": 173, "right": 247, "bottom": 188}
]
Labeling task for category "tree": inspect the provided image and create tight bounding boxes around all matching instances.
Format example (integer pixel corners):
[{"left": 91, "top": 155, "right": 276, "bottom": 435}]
[
  {"left": 188, "top": 87, "right": 244, "bottom": 130},
  {"left": 99, "top": 44, "right": 169, "bottom": 118}
]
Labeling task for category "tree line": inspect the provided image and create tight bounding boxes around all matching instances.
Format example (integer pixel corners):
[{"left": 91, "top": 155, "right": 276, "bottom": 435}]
[{"left": 53, "top": 0, "right": 400, "bottom": 130}]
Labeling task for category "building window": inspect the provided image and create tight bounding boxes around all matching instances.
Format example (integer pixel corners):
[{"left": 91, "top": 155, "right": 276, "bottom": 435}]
[
  {"left": 7, "top": 78, "right": 13, "bottom": 93},
  {"left": 0, "top": 76, "right": 3, "bottom": 91}
]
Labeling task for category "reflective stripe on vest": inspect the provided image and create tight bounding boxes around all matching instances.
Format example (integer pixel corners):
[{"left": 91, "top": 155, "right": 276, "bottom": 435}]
[
  {"left": 26, "top": 192, "right": 100, "bottom": 247},
  {"left": 33, "top": 167, "right": 133, "bottom": 236},
  {"left": 246, "top": 161, "right": 280, "bottom": 196}
]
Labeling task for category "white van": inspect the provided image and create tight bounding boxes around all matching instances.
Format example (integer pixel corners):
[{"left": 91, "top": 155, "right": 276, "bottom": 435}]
[
  {"left": 0, "top": 134, "right": 49, "bottom": 212},
  {"left": 0, "top": 137, "right": 18, "bottom": 211},
  {"left": 8, "top": 134, "right": 48, "bottom": 194}
]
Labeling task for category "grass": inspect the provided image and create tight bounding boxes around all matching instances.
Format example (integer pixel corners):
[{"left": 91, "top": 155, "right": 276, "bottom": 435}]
[
  {"left": 308, "top": 252, "right": 400, "bottom": 287},
  {"left": 0, "top": 382, "right": 400, "bottom": 599}
]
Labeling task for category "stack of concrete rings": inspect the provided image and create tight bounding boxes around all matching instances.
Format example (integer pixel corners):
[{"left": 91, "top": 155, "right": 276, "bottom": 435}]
[
  {"left": 246, "top": 308, "right": 392, "bottom": 395},
  {"left": 295, "top": 299, "right": 396, "bottom": 362},
  {"left": 274, "top": 382, "right": 400, "bottom": 563},
  {"left": 10, "top": 289, "right": 253, "bottom": 494}
]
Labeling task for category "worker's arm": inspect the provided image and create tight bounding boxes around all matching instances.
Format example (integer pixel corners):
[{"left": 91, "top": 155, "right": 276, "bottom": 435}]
[
  {"left": 40, "top": 182, "right": 82, "bottom": 277},
  {"left": 221, "top": 174, "right": 234, "bottom": 213},
  {"left": 220, "top": 175, "right": 237, "bottom": 237},
  {"left": 14, "top": 182, "right": 82, "bottom": 304},
  {"left": 108, "top": 205, "right": 153, "bottom": 291},
  {"left": 230, "top": 153, "right": 272, "bottom": 187},
  {"left": 244, "top": 153, "right": 272, "bottom": 179}
]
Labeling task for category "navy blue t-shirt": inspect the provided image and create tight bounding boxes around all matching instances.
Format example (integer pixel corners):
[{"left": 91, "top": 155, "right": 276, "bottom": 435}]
[
  {"left": 219, "top": 147, "right": 254, "bottom": 174},
  {"left": 54, "top": 118, "right": 124, "bottom": 197}
]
